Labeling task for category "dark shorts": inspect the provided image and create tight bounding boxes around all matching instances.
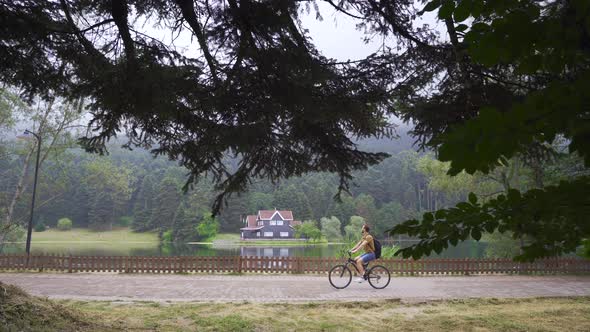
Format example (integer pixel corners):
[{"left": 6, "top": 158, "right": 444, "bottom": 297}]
[{"left": 360, "top": 252, "right": 376, "bottom": 263}]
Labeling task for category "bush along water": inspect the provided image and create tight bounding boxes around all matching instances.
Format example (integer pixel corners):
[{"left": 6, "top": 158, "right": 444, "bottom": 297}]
[
  {"left": 34, "top": 221, "right": 46, "bottom": 232},
  {"left": 56, "top": 218, "right": 72, "bottom": 231}
]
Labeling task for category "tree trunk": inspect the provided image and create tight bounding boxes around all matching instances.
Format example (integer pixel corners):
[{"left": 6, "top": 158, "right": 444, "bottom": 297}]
[
  {"left": 416, "top": 183, "right": 421, "bottom": 212},
  {"left": 3, "top": 147, "right": 34, "bottom": 226}
]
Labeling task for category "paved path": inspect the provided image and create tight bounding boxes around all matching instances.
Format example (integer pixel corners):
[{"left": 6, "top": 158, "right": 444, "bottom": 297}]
[{"left": 1, "top": 273, "right": 590, "bottom": 303}]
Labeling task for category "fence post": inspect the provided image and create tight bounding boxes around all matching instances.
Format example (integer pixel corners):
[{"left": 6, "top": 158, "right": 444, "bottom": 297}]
[
  {"left": 68, "top": 255, "right": 72, "bottom": 273},
  {"left": 237, "top": 256, "right": 242, "bottom": 273}
]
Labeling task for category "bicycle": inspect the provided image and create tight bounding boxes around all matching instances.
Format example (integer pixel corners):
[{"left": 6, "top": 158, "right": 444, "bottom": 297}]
[{"left": 328, "top": 252, "right": 391, "bottom": 289}]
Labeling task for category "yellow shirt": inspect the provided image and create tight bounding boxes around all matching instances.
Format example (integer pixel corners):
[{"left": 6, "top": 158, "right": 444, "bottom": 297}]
[{"left": 362, "top": 234, "right": 375, "bottom": 253}]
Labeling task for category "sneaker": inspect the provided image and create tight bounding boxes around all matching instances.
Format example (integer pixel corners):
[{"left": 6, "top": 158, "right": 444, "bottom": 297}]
[{"left": 355, "top": 277, "right": 365, "bottom": 283}]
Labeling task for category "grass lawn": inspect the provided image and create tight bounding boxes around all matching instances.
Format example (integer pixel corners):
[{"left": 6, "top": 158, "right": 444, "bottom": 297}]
[
  {"left": 31, "top": 228, "right": 159, "bottom": 243},
  {"left": 212, "top": 233, "right": 241, "bottom": 241},
  {"left": 6, "top": 290, "right": 590, "bottom": 332},
  {"left": 6, "top": 228, "right": 161, "bottom": 256},
  {"left": 60, "top": 297, "right": 590, "bottom": 331}
]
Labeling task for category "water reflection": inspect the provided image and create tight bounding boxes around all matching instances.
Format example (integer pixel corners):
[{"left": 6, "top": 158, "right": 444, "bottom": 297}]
[{"left": 1, "top": 240, "right": 489, "bottom": 258}]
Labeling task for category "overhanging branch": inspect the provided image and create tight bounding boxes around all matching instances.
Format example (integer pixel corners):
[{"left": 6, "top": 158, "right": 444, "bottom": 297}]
[{"left": 174, "top": 0, "right": 219, "bottom": 85}]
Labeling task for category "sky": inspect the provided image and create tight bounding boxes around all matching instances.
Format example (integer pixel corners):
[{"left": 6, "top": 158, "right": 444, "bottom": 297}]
[
  {"left": 144, "top": 1, "right": 442, "bottom": 63},
  {"left": 299, "top": 2, "right": 384, "bottom": 61}
]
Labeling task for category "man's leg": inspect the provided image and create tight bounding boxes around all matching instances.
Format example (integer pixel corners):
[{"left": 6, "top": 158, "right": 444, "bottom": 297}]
[{"left": 356, "top": 256, "right": 365, "bottom": 277}]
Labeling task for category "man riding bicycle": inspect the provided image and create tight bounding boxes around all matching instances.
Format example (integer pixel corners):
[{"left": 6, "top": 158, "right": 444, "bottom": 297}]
[{"left": 348, "top": 224, "right": 375, "bottom": 283}]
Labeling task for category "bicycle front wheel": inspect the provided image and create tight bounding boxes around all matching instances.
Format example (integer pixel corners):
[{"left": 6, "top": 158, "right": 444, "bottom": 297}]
[
  {"left": 328, "top": 264, "right": 352, "bottom": 289},
  {"left": 367, "top": 265, "right": 390, "bottom": 289}
]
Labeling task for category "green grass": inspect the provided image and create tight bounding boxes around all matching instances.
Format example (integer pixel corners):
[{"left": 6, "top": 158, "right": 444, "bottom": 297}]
[
  {"left": 213, "top": 233, "right": 241, "bottom": 241},
  {"left": 31, "top": 228, "right": 158, "bottom": 243},
  {"left": 3, "top": 281, "right": 590, "bottom": 331},
  {"left": 12, "top": 228, "right": 160, "bottom": 256}
]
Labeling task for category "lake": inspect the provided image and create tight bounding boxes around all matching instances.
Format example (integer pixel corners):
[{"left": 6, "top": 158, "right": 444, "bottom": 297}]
[{"left": 1, "top": 240, "right": 489, "bottom": 258}]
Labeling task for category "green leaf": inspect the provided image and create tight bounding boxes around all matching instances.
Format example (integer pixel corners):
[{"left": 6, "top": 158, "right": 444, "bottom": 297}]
[
  {"left": 455, "top": 24, "right": 469, "bottom": 32},
  {"left": 434, "top": 209, "right": 446, "bottom": 219},
  {"left": 471, "top": 228, "right": 482, "bottom": 241},
  {"left": 484, "top": 221, "right": 497, "bottom": 233},
  {"left": 412, "top": 249, "right": 422, "bottom": 260},
  {"left": 471, "top": 0, "right": 484, "bottom": 17},
  {"left": 453, "top": 0, "right": 471, "bottom": 22},
  {"left": 422, "top": 0, "right": 442, "bottom": 13},
  {"left": 438, "top": 1, "right": 455, "bottom": 20},
  {"left": 433, "top": 241, "right": 443, "bottom": 254},
  {"left": 457, "top": 202, "right": 471, "bottom": 210},
  {"left": 468, "top": 192, "right": 477, "bottom": 204}
]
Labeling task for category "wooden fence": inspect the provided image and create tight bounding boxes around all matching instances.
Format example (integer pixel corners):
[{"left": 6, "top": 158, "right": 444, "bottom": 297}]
[{"left": 0, "top": 255, "right": 588, "bottom": 275}]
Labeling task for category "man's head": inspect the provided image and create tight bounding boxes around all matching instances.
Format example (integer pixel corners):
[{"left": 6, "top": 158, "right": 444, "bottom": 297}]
[{"left": 361, "top": 224, "right": 370, "bottom": 234}]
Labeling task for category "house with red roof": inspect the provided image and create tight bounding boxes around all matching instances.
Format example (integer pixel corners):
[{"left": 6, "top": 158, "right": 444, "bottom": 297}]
[{"left": 240, "top": 209, "right": 302, "bottom": 239}]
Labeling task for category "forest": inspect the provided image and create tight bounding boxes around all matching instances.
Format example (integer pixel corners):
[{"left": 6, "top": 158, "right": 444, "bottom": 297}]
[
  {"left": 2, "top": 93, "right": 587, "bottom": 258},
  {"left": 1, "top": 0, "right": 589, "bottom": 262}
]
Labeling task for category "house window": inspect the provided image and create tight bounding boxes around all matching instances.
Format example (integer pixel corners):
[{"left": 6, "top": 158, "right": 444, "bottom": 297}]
[
  {"left": 280, "top": 248, "right": 289, "bottom": 256},
  {"left": 280, "top": 232, "right": 289, "bottom": 237},
  {"left": 256, "top": 231, "right": 260, "bottom": 237},
  {"left": 264, "top": 232, "right": 274, "bottom": 237},
  {"left": 270, "top": 220, "right": 276, "bottom": 226},
  {"left": 276, "top": 220, "right": 283, "bottom": 226},
  {"left": 258, "top": 221, "right": 262, "bottom": 226}
]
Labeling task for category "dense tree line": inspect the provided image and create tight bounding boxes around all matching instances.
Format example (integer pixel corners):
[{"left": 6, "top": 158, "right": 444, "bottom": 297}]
[
  {"left": 3, "top": 127, "right": 585, "bottom": 255},
  {"left": 1, "top": 90, "right": 586, "bottom": 259}
]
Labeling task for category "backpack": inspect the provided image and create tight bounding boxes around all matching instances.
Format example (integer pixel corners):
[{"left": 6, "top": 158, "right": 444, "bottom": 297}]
[{"left": 373, "top": 237, "right": 382, "bottom": 259}]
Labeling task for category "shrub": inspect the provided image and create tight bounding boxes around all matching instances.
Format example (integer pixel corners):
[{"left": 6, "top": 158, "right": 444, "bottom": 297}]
[
  {"left": 118, "top": 216, "right": 133, "bottom": 227},
  {"left": 34, "top": 221, "right": 46, "bottom": 232},
  {"left": 580, "top": 239, "right": 590, "bottom": 259},
  {"left": 2, "top": 225, "right": 25, "bottom": 242},
  {"left": 344, "top": 216, "right": 365, "bottom": 240},
  {"left": 294, "top": 221, "right": 322, "bottom": 242},
  {"left": 320, "top": 216, "right": 342, "bottom": 242},
  {"left": 56, "top": 218, "right": 72, "bottom": 231},
  {"left": 195, "top": 213, "right": 220, "bottom": 241},
  {"left": 161, "top": 230, "right": 173, "bottom": 243},
  {"left": 381, "top": 244, "right": 401, "bottom": 258}
]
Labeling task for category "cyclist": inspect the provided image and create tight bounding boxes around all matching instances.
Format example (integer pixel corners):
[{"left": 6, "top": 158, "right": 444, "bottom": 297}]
[{"left": 348, "top": 224, "right": 375, "bottom": 283}]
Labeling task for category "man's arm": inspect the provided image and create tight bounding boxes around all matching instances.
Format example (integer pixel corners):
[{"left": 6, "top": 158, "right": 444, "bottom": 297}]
[
  {"left": 351, "top": 240, "right": 368, "bottom": 253},
  {"left": 349, "top": 240, "right": 362, "bottom": 252}
]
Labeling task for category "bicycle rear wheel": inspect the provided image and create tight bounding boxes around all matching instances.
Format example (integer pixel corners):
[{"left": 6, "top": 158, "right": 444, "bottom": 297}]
[
  {"left": 328, "top": 264, "right": 352, "bottom": 289},
  {"left": 367, "top": 265, "right": 390, "bottom": 289}
]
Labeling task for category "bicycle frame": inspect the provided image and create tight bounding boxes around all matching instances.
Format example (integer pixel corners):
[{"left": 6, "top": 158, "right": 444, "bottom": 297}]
[{"left": 344, "top": 253, "right": 370, "bottom": 277}]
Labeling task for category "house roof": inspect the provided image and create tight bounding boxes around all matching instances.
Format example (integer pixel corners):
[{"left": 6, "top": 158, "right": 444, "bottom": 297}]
[
  {"left": 288, "top": 220, "right": 302, "bottom": 229},
  {"left": 240, "top": 226, "right": 264, "bottom": 231},
  {"left": 245, "top": 215, "right": 257, "bottom": 228},
  {"left": 258, "top": 209, "right": 293, "bottom": 220}
]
